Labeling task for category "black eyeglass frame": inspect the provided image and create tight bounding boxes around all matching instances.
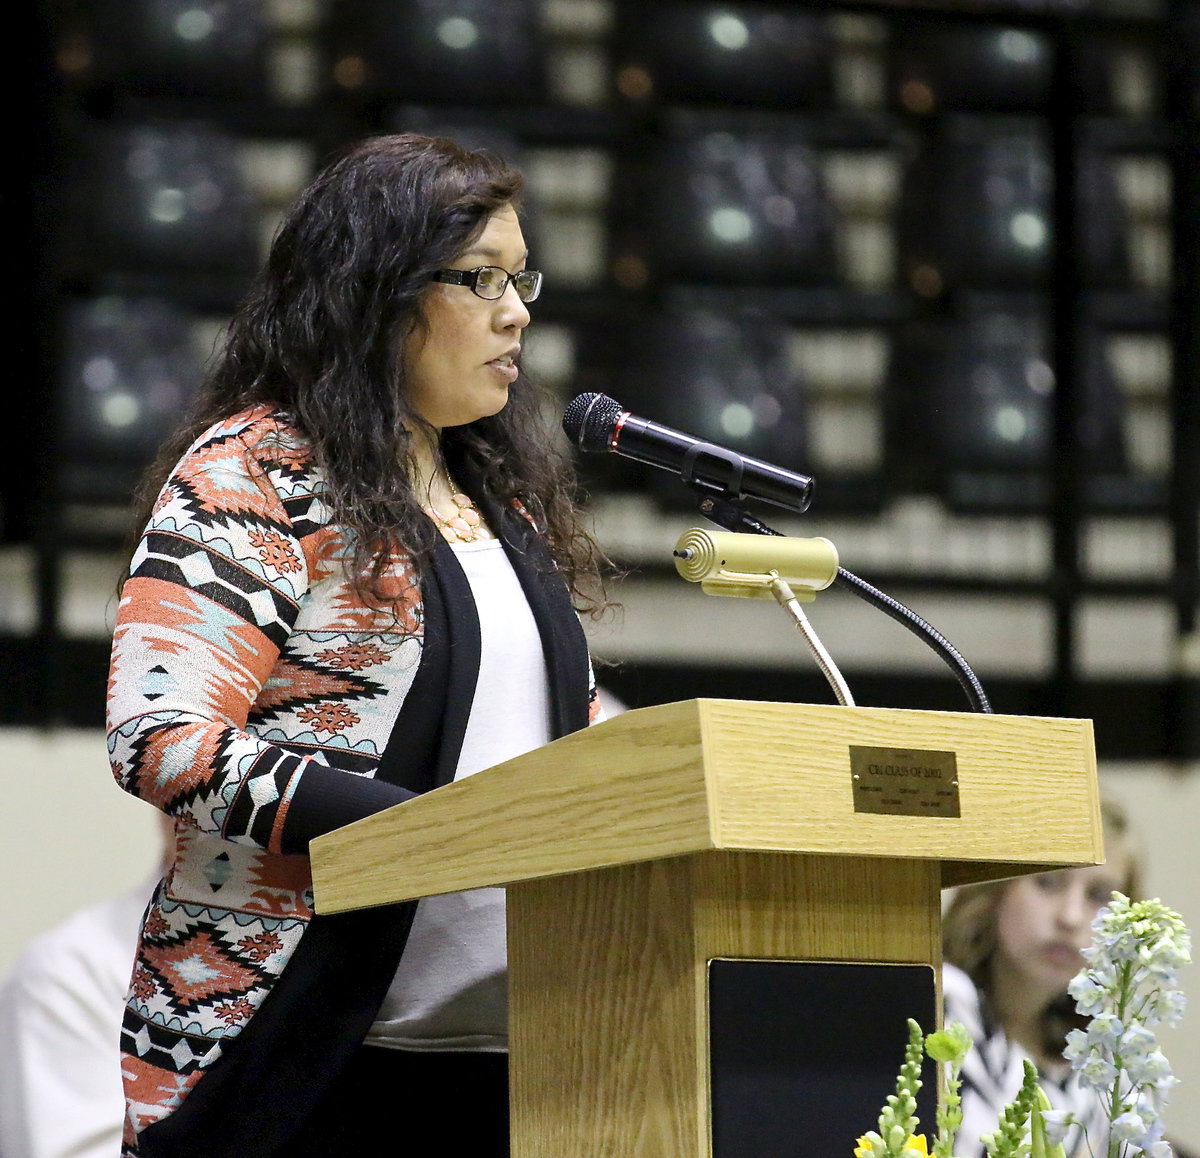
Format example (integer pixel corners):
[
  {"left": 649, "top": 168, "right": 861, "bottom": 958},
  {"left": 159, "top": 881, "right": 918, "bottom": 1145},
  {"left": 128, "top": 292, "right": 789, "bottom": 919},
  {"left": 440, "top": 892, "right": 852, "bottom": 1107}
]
[{"left": 431, "top": 266, "right": 543, "bottom": 302}]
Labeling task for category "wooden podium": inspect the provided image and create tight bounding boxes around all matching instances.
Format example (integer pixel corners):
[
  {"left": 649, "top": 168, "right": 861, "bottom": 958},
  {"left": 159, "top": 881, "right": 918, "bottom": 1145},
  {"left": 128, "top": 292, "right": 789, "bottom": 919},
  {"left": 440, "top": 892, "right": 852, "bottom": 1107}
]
[{"left": 309, "top": 698, "right": 1102, "bottom": 1157}]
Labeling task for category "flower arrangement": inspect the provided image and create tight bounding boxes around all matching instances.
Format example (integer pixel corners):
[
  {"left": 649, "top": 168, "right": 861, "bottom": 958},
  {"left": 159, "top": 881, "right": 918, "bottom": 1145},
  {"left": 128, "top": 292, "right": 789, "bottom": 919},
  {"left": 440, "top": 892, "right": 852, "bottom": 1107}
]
[
  {"left": 1060, "top": 894, "right": 1191, "bottom": 1157},
  {"left": 858, "top": 892, "right": 1191, "bottom": 1158}
]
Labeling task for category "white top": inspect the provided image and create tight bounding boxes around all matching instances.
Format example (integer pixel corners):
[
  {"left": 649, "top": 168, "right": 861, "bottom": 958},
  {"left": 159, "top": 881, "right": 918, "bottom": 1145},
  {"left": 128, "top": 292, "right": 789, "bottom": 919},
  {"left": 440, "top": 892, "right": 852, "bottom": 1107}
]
[
  {"left": 368, "top": 537, "right": 551, "bottom": 1051},
  {"left": 0, "top": 878, "right": 155, "bottom": 1158}
]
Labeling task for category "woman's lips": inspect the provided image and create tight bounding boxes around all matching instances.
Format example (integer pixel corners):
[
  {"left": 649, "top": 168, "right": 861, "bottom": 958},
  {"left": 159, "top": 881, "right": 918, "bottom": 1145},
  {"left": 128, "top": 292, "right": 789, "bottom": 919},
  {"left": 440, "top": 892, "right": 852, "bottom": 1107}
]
[
  {"left": 487, "top": 355, "right": 519, "bottom": 383},
  {"left": 1042, "top": 943, "right": 1083, "bottom": 968}
]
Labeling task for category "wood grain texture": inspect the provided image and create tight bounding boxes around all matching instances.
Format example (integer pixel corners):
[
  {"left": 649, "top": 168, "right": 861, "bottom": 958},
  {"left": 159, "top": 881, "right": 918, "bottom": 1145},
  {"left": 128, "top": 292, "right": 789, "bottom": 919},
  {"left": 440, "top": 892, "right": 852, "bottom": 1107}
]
[
  {"left": 507, "top": 851, "right": 941, "bottom": 1158},
  {"left": 310, "top": 699, "right": 1101, "bottom": 915},
  {"left": 508, "top": 859, "right": 701, "bottom": 1157},
  {"left": 692, "top": 700, "right": 1103, "bottom": 886},
  {"left": 311, "top": 699, "right": 714, "bottom": 913}
]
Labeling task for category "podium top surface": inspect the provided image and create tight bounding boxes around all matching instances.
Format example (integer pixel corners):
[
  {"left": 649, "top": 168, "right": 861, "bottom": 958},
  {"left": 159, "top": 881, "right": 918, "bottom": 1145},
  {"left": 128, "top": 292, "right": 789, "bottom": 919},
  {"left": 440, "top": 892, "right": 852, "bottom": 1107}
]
[{"left": 310, "top": 698, "right": 1102, "bottom": 915}]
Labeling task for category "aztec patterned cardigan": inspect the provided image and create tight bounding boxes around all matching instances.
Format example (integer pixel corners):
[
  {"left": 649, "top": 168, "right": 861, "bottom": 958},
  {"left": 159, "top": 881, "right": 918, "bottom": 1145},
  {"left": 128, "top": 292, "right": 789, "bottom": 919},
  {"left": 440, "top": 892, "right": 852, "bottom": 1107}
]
[{"left": 106, "top": 405, "right": 600, "bottom": 1157}]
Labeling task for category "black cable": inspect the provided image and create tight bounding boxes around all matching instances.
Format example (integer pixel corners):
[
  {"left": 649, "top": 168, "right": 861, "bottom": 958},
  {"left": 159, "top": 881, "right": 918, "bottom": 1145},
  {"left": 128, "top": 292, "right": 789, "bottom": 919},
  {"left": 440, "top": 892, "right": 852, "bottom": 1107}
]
[{"left": 834, "top": 566, "right": 993, "bottom": 715}]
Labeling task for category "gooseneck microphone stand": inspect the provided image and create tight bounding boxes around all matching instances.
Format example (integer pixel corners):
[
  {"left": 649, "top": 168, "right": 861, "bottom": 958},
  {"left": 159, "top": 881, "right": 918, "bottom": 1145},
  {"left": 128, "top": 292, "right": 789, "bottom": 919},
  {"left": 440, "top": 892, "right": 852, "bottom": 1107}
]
[{"left": 691, "top": 491, "right": 994, "bottom": 715}]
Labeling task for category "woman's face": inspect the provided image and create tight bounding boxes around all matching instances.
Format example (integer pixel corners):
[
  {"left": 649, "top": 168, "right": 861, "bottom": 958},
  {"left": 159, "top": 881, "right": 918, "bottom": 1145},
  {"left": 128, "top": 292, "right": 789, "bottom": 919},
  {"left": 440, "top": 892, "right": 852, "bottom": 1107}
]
[
  {"left": 403, "top": 203, "right": 532, "bottom": 430},
  {"left": 993, "top": 853, "right": 1131, "bottom": 1001}
]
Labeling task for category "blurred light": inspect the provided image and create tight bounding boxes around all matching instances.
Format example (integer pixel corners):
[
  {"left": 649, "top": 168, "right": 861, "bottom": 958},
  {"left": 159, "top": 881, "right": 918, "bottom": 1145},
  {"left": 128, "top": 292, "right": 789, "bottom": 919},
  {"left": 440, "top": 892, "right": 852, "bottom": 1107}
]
[
  {"left": 899, "top": 79, "right": 935, "bottom": 114},
  {"left": 324, "top": 0, "right": 546, "bottom": 104},
  {"left": 752, "top": 393, "right": 783, "bottom": 427},
  {"left": 704, "top": 132, "right": 739, "bottom": 163},
  {"left": 56, "top": 35, "right": 92, "bottom": 75},
  {"left": 710, "top": 206, "right": 754, "bottom": 243},
  {"left": 78, "top": 122, "right": 260, "bottom": 275},
  {"left": 611, "top": 253, "right": 650, "bottom": 289},
  {"left": 911, "top": 265, "right": 943, "bottom": 297},
  {"left": 897, "top": 118, "right": 1129, "bottom": 292},
  {"left": 616, "top": 65, "right": 654, "bottom": 100},
  {"left": 150, "top": 188, "right": 186, "bottom": 223},
  {"left": 710, "top": 14, "right": 750, "bottom": 51},
  {"left": 1010, "top": 211, "right": 1048, "bottom": 249},
  {"left": 333, "top": 55, "right": 367, "bottom": 87},
  {"left": 994, "top": 406, "right": 1028, "bottom": 443},
  {"left": 58, "top": 296, "right": 213, "bottom": 501},
  {"left": 102, "top": 394, "right": 141, "bottom": 429},
  {"left": 438, "top": 17, "right": 478, "bottom": 50},
  {"left": 998, "top": 30, "right": 1038, "bottom": 63},
  {"left": 190, "top": 179, "right": 223, "bottom": 213},
  {"left": 83, "top": 356, "right": 117, "bottom": 392},
  {"left": 762, "top": 196, "right": 796, "bottom": 227},
  {"left": 617, "top": 2, "right": 834, "bottom": 108},
  {"left": 65, "top": 0, "right": 270, "bottom": 98},
  {"left": 611, "top": 307, "right": 809, "bottom": 510},
  {"left": 175, "top": 8, "right": 214, "bottom": 41},
  {"left": 883, "top": 297, "right": 1129, "bottom": 510},
  {"left": 1026, "top": 360, "right": 1055, "bottom": 394},
  {"left": 630, "top": 112, "right": 840, "bottom": 285},
  {"left": 888, "top": 24, "right": 1051, "bottom": 114},
  {"left": 720, "top": 402, "right": 755, "bottom": 438}
]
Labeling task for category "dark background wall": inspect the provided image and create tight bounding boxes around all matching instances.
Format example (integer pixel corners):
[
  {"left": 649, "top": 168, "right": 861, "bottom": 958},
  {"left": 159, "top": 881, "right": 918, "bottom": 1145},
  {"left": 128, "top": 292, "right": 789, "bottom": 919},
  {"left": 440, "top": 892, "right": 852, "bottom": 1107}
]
[{"left": 4, "top": 0, "right": 1199, "bottom": 762}]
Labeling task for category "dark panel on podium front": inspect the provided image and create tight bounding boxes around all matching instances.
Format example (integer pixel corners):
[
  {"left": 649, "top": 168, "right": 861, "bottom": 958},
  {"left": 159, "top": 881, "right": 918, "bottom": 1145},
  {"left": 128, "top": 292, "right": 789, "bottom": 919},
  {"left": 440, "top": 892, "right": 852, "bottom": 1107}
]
[{"left": 709, "top": 959, "right": 937, "bottom": 1157}]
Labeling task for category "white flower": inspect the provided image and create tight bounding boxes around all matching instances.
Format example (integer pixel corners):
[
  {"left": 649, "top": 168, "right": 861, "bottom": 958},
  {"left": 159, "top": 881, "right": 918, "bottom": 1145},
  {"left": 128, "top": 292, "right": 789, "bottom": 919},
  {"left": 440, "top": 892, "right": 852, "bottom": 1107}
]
[
  {"left": 1062, "top": 894, "right": 1191, "bottom": 1158},
  {"left": 1075, "top": 1051, "right": 1119, "bottom": 1091},
  {"left": 1085, "top": 1011, "right": 1123, "bottom": 1048},
  {"left": 1144, "top": 937, "right": 1190, "bottom": 977},
  {"left": 1067, "top": 972, "right": 1109, "bottom": 1016},
  {"left": 1118, "top": 1023, "right": 1157, "bottom": 1060},
  {"left": 1111, "top": 1110, "right": 1150, "bottom": 1145},
  {"left": 1063, "top": 1027, "right": 1090, "bottom": 1064},
  {"left": 1040, "top": 1109, "right": 1074, "bottom": 1146},
  {"left": 1126, "top": 1048, "right": 1176, "bottom": 1092},
  {"left": 1157, "top": 988, "right": 1188, "bottom": 1027},
  {"left": 1141, "top": 985, "right": 1189, "bottom": 1029}
]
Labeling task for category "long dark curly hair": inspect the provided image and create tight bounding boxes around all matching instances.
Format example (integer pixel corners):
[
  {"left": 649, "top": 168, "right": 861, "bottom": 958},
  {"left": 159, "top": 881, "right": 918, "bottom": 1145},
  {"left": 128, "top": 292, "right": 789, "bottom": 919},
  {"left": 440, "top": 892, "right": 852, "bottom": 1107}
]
[{"left": 127, "top": 132, "right": 609, "bottom": 612}]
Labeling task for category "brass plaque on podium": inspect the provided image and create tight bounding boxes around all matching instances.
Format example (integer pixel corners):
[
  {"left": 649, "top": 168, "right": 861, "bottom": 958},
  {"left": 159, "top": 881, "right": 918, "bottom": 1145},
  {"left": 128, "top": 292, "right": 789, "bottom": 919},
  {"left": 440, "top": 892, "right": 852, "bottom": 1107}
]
[{"left": 849, "top": 745, "right": 961, "bottom": 817}]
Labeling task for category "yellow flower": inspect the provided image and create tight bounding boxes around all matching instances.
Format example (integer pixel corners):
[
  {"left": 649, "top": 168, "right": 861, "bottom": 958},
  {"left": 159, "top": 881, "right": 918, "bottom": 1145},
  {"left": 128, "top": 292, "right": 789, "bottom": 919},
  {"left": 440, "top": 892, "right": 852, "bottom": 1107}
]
[{"left": 854, "top": 1134, "right": 930, "bottom": 1158}]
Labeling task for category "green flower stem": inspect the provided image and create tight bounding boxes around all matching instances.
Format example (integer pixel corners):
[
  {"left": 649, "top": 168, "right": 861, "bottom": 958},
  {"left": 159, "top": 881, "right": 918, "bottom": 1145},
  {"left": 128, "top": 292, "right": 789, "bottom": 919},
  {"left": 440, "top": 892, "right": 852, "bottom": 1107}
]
[
  {"left": 984, "top": 1060, "right": 1039, "bottom": 1158},
  {"left": 878, "top": 1020, "right": 926, "bottom": 1158},
  {"left": 926, "top": 1022, "right": 971, "bottom": 1158},
  {"left": 1107, "top": 960, "right": 1135, "bottom": 1158}
]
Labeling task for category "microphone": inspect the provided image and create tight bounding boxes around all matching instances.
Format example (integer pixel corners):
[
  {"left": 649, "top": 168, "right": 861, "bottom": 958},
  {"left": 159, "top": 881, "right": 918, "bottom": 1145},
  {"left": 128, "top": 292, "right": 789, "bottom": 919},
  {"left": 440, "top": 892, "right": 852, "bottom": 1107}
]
[{"left": 561, "top": 392, "right": 814, "bottom": 514}]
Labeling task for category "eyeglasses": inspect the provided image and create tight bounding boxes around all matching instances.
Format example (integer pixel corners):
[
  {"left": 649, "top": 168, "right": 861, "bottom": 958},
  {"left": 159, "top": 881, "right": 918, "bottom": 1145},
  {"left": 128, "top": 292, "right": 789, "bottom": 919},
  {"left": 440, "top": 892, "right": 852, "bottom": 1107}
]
[{"left": 431, "top": 266, "right": 543, "bottom": 303}]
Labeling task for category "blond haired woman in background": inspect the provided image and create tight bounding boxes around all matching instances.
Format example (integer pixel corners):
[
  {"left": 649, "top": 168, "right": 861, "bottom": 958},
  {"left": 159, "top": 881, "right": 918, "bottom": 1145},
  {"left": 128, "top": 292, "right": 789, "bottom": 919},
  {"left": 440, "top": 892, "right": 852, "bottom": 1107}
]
[{"left": 941, "top": 798, "right": 1140, "bottom": 1158}]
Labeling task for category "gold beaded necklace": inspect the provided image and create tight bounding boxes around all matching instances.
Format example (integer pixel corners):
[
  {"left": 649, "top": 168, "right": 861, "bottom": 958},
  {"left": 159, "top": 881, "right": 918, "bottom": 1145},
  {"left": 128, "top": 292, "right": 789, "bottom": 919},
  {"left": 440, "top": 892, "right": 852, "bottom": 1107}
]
[{"left": 423, "top": 481, "right": 491, "bottom": 544}]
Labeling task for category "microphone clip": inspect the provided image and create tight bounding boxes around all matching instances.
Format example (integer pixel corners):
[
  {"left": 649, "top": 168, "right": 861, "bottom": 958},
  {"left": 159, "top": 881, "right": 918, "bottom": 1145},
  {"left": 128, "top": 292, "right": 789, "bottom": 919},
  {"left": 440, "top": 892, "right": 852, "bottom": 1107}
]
[
  {"left": 680, "top": 442, "right": 745, "bottom": 500},
  {"left": 693, "top": 492, "right": 784, "bottom": 538}
]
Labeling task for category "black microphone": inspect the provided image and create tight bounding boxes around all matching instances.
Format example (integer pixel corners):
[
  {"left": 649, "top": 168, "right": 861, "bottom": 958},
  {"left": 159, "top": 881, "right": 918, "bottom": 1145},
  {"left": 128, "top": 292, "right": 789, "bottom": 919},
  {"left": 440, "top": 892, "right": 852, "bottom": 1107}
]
[{"left": 561, "top": 392, "right": 814, "bottom": 514}]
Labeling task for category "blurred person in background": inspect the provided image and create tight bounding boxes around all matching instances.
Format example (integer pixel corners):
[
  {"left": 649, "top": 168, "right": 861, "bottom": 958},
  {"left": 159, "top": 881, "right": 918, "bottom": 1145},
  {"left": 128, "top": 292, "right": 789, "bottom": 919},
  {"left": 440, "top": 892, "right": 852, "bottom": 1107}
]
[
  {"left": 942, "top": 797, "right": 1140, "bottom": 1158},
  {"left": 0, "top": 815, "right": 173, "bottom": 1158}
]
